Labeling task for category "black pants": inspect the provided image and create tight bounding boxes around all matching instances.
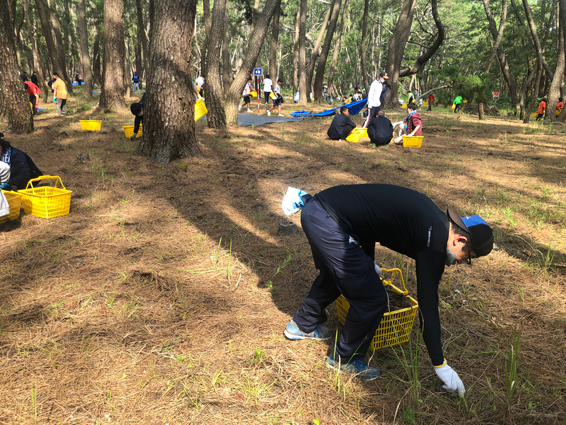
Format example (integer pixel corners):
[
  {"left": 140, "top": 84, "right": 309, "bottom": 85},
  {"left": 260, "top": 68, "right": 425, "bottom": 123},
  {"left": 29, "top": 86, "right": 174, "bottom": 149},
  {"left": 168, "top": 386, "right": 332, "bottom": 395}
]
[
  {"left": 29, "top": 95, "right": 37, "bottom": 114},
  {"left": 369, "top": 137, "right": 391, "bottom": 146},
  {"left": 536, "top": 113, "right": 544, "bottom": 121},
  {"left": 264, "top": 91, "right": 271, "bottom": 104},
  {"left": 293, "top": 198, "right": 387, "bottom": 363},
  {"left": 454, "top": 104, "right": 462, "bottom": 113},
  {"left": 427, "top": 102, "right": 432, "bottom": 111}
]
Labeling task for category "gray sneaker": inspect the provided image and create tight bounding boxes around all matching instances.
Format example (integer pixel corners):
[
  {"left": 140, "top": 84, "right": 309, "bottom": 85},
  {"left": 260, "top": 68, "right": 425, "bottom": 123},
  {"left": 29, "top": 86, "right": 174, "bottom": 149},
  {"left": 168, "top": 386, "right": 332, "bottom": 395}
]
[
  {"left": 326, "top": 356, "right": 381, "bottom": 381},
  {"left": 284, "top": 320, "right": 332, "bottom": 341}
]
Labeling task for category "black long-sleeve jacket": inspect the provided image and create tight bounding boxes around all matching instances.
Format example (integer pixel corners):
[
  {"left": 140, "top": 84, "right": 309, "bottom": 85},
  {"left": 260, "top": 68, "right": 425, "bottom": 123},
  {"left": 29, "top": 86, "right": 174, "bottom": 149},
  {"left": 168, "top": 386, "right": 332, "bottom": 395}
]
[{"left": 6, "top": 148, "right": 43, "bottom": 190}]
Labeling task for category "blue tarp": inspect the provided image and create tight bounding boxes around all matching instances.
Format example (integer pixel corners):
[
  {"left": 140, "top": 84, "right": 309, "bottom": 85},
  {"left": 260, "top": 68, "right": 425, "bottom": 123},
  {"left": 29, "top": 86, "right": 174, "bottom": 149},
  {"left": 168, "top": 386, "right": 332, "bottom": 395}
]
[{"left": 290, "top": 98, "right": 367, "bottom": 118}]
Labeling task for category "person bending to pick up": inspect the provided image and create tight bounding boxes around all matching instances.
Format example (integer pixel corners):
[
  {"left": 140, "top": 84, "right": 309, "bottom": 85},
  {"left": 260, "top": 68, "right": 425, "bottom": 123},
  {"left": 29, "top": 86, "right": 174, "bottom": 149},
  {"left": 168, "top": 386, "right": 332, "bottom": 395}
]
[
  {"left": 327, "top": 107, "right": 356, "bottom": 141},
  {"left": 536, "top": 97, "right": 547, "bottom": 121},
  {"left": 556, "top": 97, "right": 564, "bottom": 115},
  {"left": 281, "top": 184, "right": 494, "bottom": 397},
  {"left": 24, "top": 81, "right": 41, "bottom": 115},
  {"left": 393, "top": 102, "right": 422, "bottom": 145},
  {"left": 366, "top": 111, "right": 393, "bottom": 146},
  {"left": 453, "top": 96, "right": 463, "bottom": 113},
  {"left": 0, "top": 133, "right": 43, "bottom": 191},
  {"left": 129, "top": 93, "right": 145, "bottom": 140},
  {"left": 267, "top": 79, "right": 284, "bottom": 117}
]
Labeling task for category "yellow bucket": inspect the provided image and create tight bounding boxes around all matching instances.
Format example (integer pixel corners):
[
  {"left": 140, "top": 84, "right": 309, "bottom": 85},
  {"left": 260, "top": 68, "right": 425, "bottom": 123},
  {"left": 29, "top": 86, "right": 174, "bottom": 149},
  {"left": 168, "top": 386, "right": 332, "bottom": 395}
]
[
  {"left": 195, "top": 98, "right": 208, "bottom": 121},
  {"left": 345, "top": 128, "right": 368, "bottom": 143},
  {"left": 402, "top": 103, "right": 408, "bottom": 108},
  {"left": 19, "top": 176, "right": 72, "bottom": 219},
  {"left": 123, "top": 125, "right": 142, "bottom": 138},
  {"left": 403, "top": 135, "right": 423, "bottom": 148},
  {"left": 80, "top": 120, "right": 102, "bottom": 131},
  {"left": 0, "top": 191, "right": 22, "bottom": 224},
  {"left": 531, "top": 112, "right": 538, "bottom": 118},
  {"left": 422, "top": 101, "right": 428, "bottom": 107},
  {"left": 336, "top": 268, "right": 418, "bottom": 350}
]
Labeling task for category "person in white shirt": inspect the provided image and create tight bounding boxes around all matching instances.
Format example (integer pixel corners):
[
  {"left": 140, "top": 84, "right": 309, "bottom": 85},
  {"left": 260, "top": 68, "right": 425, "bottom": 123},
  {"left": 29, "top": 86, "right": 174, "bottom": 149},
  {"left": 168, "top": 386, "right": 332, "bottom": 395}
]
[
  {"left": 195, "top": 76, "right": 205, "bottom": 97},
  {"left": 263, "top": 75, "right": 273, "bottom": 105},
  {"left": 239, "top": 77, "right": 254, "bottom": 113},
  {"left": 364, "top": 71, "right": 388, "bottom": 128},
  {"left": 267, "top": 79, "right": 284, "bottom": 116}
]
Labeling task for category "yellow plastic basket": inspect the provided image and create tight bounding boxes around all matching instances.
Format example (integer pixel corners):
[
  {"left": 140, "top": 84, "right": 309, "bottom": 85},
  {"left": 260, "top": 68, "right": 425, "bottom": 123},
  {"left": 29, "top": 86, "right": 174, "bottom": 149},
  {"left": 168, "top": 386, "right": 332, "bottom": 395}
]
[
  {"left": 0, "top": 191, "right": 22, "bottom": 224},
  {"left": 402, "top": 135, "right": 423, "bottom": 148},
  {"left": 336, "top": 268, "right": 418, "bottom": 350},
  {"left": 123, "top": 125, "right": 142, "bottom": 138},
  {"left": 422, "top": 101, "right": 428, "bottom": 107},
  {"left": 345, "top": 128, "right": 368, "bottom": 143},
  {"left": 195, "top": 98, "right": 208, "bottom": 121},
  {"left": 80, "top": 120, "right": 102, "bottom": 131},
  {"left": 402, "top": 103, "right": 408, "bottom": 108},
  {"left": 19, "top": 176, "right": 72, "bottom": 219}
]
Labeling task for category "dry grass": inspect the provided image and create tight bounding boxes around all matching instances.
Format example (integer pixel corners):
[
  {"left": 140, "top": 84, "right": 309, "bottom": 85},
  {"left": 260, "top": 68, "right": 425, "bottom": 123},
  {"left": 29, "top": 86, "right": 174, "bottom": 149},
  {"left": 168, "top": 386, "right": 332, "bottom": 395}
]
[{"left": 0, "top": 93, "right": 565, "bottom": 424}]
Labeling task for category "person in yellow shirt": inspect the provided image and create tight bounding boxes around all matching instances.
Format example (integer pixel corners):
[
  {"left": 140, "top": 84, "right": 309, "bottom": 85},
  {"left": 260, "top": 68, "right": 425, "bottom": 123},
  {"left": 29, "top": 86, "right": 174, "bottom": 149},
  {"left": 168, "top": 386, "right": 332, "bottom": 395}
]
[{"left": 52, "top": 73, "right": 68, "bottom": 116}]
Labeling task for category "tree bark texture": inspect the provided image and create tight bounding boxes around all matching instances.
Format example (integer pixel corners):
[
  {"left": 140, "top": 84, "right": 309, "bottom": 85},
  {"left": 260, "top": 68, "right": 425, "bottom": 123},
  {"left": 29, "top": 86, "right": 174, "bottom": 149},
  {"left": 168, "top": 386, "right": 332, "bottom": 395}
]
[
  {"left": 0, "top": 0, "right": 33, "bottom": 133},
  {"left": 292, "top": 6, "right": 300, "bottom": 95},
  {"left": 313, "top": 0, "right": 342, "bottom": 103},
  {"left": 92, "top": 30, "right": 102, "bottom": 87},
  {"left": 481, "top": 0, "right": 519, "bottom": 112},
  {"left": 222, "top": 4, "right": 232, "bottom": 93},
  {"left": 523, "top": 59, "right": 543, "bottom": 123},
  {"left": 384, "top": 0, "right": 416, "bottom": 109},
  {"left": 201, "top": 0, "right": 212, "bottom": 76},
  {"left": 135, "top": 0, "right": 201, "bottom": 163},
  {"left": 268, "top": 0, "right": 280, "bottom": 80},
  {"left": 398, "top": 0, "right": 445, "bottom": 78},
  {"left": 34, "top": 0, "right": 67, "bottom": 83},
  {"left": 77, "top": 0, "right": 93, "bottom": 98},
  {"left": 297, "top": 0, "right": 308, "bottom": 105},
  {"left": 23, "top": 0, "right": 50, "bottom": 102},
  {"left": 224, "top": 0, "right": 280, "bottom": 125},
  {"left": 205, "top": 0, "right": 227, "bottom": 128},
  {"left": 360, "top": 0, "right": 369, "bottom": 94},
  {"left": 484, "top": 0, "right": 508, "bottom": 74},
  {"left": 558, "top": 0, "right": 566, "bottom": 121},
  {"left": 327, "top": 0, "right": 350, "bottom": 96},
  {"left": 306, "top": 3, "right": 332, "bottom": 98},
  {"left": 99, "top": 0, "right": 126, "bottom": 112},
  {"left": 135, "top": 0, "right": 149, "bottom": 78},
  {"left": 546, "top": 9, "right": 565, "bottom": 122},
  {"left": 46, "top": 0, "right": 72, "bottom": 91}
]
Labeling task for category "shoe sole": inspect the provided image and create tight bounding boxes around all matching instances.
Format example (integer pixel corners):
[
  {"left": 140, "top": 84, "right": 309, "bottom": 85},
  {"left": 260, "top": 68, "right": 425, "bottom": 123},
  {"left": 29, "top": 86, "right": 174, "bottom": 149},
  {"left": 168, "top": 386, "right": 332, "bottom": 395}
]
[
  {"left": 326, "top": 362, "right": 381, "bottom": 381},
  {"left": 284, "top": 330, "right": 331, "bottom": 341}
]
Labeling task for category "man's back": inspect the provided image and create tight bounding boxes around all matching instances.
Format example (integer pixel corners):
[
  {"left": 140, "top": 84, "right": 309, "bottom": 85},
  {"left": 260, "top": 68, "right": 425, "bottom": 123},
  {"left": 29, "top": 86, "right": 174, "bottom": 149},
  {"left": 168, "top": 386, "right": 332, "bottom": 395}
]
[{"left": 367, "top": 115, "right": 393, "bottom": 141}]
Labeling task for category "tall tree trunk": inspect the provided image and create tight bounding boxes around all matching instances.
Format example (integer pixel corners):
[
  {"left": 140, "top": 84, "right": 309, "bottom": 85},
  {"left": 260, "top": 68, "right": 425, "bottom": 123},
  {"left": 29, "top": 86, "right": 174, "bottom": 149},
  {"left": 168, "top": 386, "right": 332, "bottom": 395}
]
[
  {"left": 123, "top": 38, "right": 131, "bottom": 98},
  {"left": 92, "top": 30, "right": 102, "bottom": 87},
  {"left": 222, "top": 4, "right": 232, "bottom": 93},
  {"left": 77, "top": 0, "right": 93, "bottom": 98},
  {"left": 360, "top": 0, "right": 369, "bottom": 94},
  {"left": 297, "top": 0, "right": 308, "bottom": 105},
  {"left": 135, "top": 0, "right": 149, "bottom": 78},
  {"left": 482, "top": 0, "right": 519, "bottom": 113},
  {"left": 327, "top": 0, "right": 350, "bottom": 96},
  {"left": 383, "top": 0, "right": 417, "bottom": 109},
  {"left": 306, "top": 3, "right": 332, "bottom": 98},
  {"left": 292, "top": 6, "right": 300, "bottom": 95},
  {"left": 268, "top": 1, "right": 280, "bottom": 80},
  {"left": 224, "top": 0, "right": 281, "bottom": 125},
  {"left": 313, "top": 0, "right": 342, "bottom": 103},
  {"left": 99, "top": 0, "right": 126, "bottom": 112},
  {"left": 23, "top": 0, "right": 50, "bottom": 102},
  {"left": 0, "top": 0, "right": 33, "bottom": 133},
  {"left": 148, "top": 0, "right": 155, "bottom": 44},
  {"left": 205, "top": 0, "right": 227, "bottom": 128},
  {"left": 34, "top": 0, "right": 69, "bottom": 88},
  {"left": 136, "top": 0, "right": 201, "bottom": 162},
  {"left": 46, "top": 0, "right": 73, "bottom": 91},
  {"left": 201, "top": 0, "right": 212, "bottom": 76},
  {"left": 484, "top": 0, "right": 508, "bottom": 74},
  {"left": 64, "top": 0, "right": 74, "bottom": 73},
  {"left": 546, "top": 9, "right": 565, "bottom": 122},
  {"left": 558, "top": 0, "right": 566, "bottom": 121},
  {"left": 523, "top": 59, "right": 543, "bottom": 123}
]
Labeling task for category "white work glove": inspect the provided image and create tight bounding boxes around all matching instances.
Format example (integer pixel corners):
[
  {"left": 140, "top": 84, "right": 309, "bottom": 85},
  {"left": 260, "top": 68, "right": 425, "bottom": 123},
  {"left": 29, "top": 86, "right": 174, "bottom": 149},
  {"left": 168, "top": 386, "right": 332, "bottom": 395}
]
[
  {"left": 434, "top": 361, "right": 465, "bottom": 397},
  {"left": 394, "top": 136, "right": 403, "bottom": 145},
  {"left": 374, "top": 264, "right": 383, "bottom": 278}
]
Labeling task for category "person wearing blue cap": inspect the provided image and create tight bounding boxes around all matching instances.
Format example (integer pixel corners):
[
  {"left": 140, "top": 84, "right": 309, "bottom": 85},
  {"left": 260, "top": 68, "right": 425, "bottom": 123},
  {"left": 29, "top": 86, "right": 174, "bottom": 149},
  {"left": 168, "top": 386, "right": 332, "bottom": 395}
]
[{"left": 281, "top": 184, "right": 494, "bottom": 396}]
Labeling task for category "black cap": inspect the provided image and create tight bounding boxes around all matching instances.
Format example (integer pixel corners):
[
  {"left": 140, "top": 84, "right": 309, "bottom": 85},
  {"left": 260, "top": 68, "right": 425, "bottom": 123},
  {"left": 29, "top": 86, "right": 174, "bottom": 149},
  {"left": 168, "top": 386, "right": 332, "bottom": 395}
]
[
  {"left": 447, "top": 209, "right": 494, "bottom": 258},
  {"left": 379, "top": 71, "right": 389, "bottom": 79}
]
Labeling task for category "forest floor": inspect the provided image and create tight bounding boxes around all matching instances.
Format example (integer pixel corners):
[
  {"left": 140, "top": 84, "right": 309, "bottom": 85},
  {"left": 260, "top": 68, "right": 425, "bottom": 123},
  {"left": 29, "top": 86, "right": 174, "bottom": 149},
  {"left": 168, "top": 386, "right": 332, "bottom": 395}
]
[{"left": 1, "top": 90, "right": 566, "bottom": 425}]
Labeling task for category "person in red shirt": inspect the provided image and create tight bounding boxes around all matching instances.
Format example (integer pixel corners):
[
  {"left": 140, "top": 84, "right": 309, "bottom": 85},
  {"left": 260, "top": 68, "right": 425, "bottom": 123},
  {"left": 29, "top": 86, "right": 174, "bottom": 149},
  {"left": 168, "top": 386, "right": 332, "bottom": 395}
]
[
  {"left": 427, "top": 93, "right": 434, "bottom": 111},
  {"left": 536, "top": 97, "right": 546, "bottom": 121},
  {"left": 393, "top": 103, "right": 422, "bottom": 144},
  {"left": 24, "top": 81, "right": 41, "bottom": 115},
  {"left": 556, "top": 97, "right": 564, "bottom": 116}
]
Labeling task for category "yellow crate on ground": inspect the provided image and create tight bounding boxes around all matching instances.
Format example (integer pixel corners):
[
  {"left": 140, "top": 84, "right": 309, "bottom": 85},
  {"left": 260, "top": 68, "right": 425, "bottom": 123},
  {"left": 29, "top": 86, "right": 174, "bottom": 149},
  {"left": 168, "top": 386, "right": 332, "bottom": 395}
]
[
  {"left": 403, "top": 135, "right": 423, "bottom": 148},
  {"left": 422, "top": 101, "right": 428, "bottom": 107},
  {"left": 345, "top": 128, "right": 368, "bottom": 143},
  {"left": 0, "top": 191, "right": 22, "bottom": 224},
  {"left": 19, "top": 176, "right": 72, "bottom": 219},
  {"left": 80, "top": 120, "right": 102, "bottom": 131},
  {"left": 123, "top": 125, "right": 142, "bottom": 138},
  {"left": 336, "top": 268, "right": 418, "bottom": 350},
  {"left": 195, "top": 98, "right": 208, "bottom": 121}
]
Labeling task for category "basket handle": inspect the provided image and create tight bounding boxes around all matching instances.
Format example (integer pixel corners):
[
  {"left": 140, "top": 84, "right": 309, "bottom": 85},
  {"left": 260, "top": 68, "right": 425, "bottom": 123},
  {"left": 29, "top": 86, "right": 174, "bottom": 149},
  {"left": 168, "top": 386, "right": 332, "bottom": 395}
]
[
  {"left": 380, "top": 268, "right": 408, "bottom": 296},
  {"left": 25, "top": 175, "right": 66, "bottom": 194}
]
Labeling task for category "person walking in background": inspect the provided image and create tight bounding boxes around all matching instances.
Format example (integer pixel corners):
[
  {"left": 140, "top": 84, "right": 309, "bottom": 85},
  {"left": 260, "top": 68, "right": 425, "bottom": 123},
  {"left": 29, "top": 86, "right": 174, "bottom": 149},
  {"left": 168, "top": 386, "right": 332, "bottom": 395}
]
[
  {"left": 239, "top": 77, "right": 254, "bottom": 113},
  {"left": 556, "top": 97, "right": 564, "bottom": 115},
  {"left": 536, "top": 97, "right": 546, "bottom": 121},
  {"left": 364, "top": 71, "right": 388, "bottom": 128},
  {"left": 367, "top": 111, "right": 393, "bottom": 146},
  {"left": 453, "top": 95, "right": 463, "bottom": 113},
  {"left": 20, "top": 72, "right": 28, "bottom": 82},
  {"left": 267, "top": 79, "right": 284, "bottom": 117},
  {"left": 427, "top": 93, "right": 435, "bottom": 111},
  {"left": 24, "top": 81, "right": 41, "bottom": 115},
  {"left": 132, "top": 72, "right": 140, "bottom": 92},
  {"left": 52, "top": 72, "right": 67, "bottom": 116},
  {"left": 327, "top": 106, "right": 356, "bottom": 141},
  {"left": 30, "top": 72, "right": 39, "bottom": 86},
  {"left": 263, "top": 74, "right": 273, "bottom": 105}
]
